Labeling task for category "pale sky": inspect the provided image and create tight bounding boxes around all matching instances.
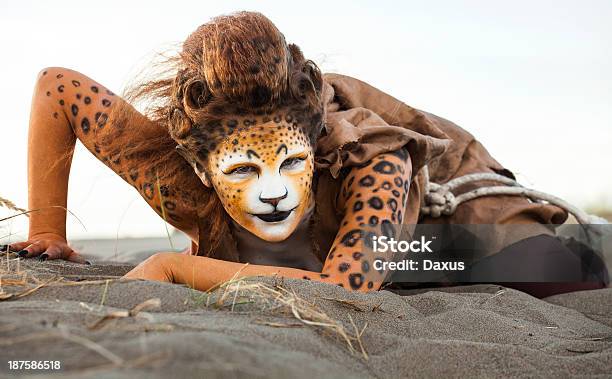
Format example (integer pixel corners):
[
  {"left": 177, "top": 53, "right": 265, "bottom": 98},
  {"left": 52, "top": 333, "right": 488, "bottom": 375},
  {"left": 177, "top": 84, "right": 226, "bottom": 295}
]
[{"left": 1, "top": 0, "right": 611, "bottom": 241}]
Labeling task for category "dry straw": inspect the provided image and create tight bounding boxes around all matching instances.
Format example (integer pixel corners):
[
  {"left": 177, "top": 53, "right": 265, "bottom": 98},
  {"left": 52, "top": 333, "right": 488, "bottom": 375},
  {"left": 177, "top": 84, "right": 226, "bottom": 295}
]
[
  {"left": 208, "top": 275, "right": 369, "bottom": 360},
  {"left": 0, "top": 196, "right": 27, "bottom": 214}
]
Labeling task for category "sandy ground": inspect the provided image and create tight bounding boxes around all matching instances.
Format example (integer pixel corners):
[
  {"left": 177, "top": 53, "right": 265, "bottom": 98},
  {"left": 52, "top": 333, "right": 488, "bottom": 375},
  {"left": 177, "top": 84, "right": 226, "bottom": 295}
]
[{"left": 0, "top": 256, "right": 611, "bottom": 378}]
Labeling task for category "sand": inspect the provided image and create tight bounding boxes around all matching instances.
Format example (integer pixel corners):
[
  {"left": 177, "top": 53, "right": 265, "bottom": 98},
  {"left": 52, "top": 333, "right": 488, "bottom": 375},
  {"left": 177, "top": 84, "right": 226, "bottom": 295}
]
[{"left": 0, "top": 257, "right": 611, "bottom": 378}]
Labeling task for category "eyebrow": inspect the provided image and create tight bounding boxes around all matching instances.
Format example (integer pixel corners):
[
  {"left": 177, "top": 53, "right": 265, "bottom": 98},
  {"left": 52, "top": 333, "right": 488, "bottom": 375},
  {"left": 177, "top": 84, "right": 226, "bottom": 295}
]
[
  {"left": 246, "top": 149, "right": 260, "bottom": 159},
  {"left": 275, "top": 144, "right": 288, "bottom": 156}
]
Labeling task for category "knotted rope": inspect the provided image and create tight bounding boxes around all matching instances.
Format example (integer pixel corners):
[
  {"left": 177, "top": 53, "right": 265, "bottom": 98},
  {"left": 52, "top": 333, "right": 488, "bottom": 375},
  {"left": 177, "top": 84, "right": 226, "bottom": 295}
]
[{"left": 419, "top": 165, "right": 607, "bottom": 225}]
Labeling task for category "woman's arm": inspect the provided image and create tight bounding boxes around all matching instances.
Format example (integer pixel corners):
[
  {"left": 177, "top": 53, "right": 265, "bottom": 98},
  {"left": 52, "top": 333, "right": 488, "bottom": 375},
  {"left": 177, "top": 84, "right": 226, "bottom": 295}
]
[
  {"left": 10, "top": 67, "right": 200, "bottom": 261},
  {"left": 124, "top": 252, "right": 313, "bottom": 289},
  {"left": 9, "top": 69, "right": 84, "bottom": 262},
  {"left": 125, "top": 149, "right": 412, "bottom": 292},
  {"left": 313, "top": 148, "right": 412, "bottom": 290}
]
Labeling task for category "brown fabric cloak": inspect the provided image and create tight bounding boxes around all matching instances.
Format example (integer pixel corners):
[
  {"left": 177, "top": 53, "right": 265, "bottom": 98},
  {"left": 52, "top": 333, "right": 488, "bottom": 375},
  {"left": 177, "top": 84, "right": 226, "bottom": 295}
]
[
  {"left": 310, "top": 73, "right": 567, "bottom": 261},
  {"left": 210, "top": 73, "right": 567, "bottom": 262}
]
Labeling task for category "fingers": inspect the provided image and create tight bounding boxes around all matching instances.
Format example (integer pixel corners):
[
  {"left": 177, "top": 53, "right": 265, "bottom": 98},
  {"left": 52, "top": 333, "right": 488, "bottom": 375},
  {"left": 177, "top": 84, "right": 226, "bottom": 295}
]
[
  {"left": 1, "top": 244, "right": 15, "bottom": 252},
  {"left": 44, "top": 245, "right": 88, "bottom": 264},
  {"left": 9, "top": 239, "right": 88, "bottom": 264},
  {"left": 8, "top": 241, "right": 30, "bottom": 252},
  {"left": 123, "top": 254, "right": 171, "bottom": 281},
  {"left": 39, "top": 244, "right": 64, "bottom": 261},
  {"left": 66, "top": 250, "right": 90, "bottom": 265},
  {"left": 19, "top": 241, "right": 46, "bottom": 258}
]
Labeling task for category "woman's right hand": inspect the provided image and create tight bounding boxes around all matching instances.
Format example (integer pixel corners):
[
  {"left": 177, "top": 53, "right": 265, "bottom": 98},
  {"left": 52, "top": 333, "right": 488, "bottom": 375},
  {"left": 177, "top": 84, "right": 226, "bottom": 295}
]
[{"left": 8, "top": 232, "right": 88, "bottom": 264}]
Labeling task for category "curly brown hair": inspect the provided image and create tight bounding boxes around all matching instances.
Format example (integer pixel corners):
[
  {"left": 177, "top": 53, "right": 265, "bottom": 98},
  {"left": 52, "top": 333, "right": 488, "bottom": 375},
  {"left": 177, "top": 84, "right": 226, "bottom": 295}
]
[{"left": 107, "top": 12, "right": 325, "bottom": 256}]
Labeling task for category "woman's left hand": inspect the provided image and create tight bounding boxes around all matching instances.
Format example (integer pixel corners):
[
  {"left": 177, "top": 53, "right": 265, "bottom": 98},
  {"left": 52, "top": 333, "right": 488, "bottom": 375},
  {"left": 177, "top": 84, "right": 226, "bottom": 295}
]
[{"left": 123, "top": 252, "right": 175, "bottom": 282}]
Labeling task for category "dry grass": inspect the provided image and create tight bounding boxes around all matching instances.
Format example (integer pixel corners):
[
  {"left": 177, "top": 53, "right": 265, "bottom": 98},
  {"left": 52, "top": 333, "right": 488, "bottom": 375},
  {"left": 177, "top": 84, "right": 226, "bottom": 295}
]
[
  {"left": 0, "top": 194, "right": 89, "bottom": 238},
  {"left": 1, "top": 193, "right": 370, "bottom": 360},
  {"left": 88, "top": 297, "right": 162, "bottom": 330},
  {"left": 0, "top": 254, "right": 171, "bottom": 370},
  {"left": 0, "top": 254, "right": 372, "bottom": 371},
  {"left": 0, "top": 250, "right": 135, "bottom": 302},
  {"left": 207, "top": 276, "right": 369, "bottom": 360},
  {"left": 0, "top": 195, "right": 29, "bottom": 225},
  {"left": 0, "top": 252, "right": 63, "bottom": 301},
  {"left": 0, "top": 196, "right": 27, "bottom": 214}
]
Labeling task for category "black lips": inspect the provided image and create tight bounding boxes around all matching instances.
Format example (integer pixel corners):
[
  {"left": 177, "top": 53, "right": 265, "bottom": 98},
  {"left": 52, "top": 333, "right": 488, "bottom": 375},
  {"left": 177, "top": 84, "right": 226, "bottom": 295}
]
[{"left": 254, "top": 210, "right": 292, "bottom": 222}]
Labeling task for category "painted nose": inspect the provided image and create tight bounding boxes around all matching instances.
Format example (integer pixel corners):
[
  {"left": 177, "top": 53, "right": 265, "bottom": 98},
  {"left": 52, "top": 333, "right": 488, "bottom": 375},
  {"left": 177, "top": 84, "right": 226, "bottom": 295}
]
[{"left": 259, "top": 190, "right": 288, "bottom": 207}]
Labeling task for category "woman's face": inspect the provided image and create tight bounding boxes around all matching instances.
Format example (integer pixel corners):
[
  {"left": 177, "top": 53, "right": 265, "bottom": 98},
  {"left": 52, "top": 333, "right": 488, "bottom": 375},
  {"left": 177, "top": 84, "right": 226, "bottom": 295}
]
[{"left": 199, "top": 115, "right": 315, "bottom": 242}]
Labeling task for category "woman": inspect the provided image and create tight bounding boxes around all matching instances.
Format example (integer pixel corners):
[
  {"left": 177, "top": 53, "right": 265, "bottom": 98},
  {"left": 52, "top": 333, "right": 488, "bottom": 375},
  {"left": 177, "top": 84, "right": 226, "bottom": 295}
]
[{"left": 9, "top": 12, "right": 608, "bottom": 296}]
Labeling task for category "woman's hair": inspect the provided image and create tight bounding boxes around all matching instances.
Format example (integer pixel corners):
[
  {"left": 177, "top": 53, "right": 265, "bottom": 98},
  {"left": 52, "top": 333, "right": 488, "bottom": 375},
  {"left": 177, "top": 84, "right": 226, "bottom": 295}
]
[{"left": 108, "top": 11, "right": 325, "bottom": 256}]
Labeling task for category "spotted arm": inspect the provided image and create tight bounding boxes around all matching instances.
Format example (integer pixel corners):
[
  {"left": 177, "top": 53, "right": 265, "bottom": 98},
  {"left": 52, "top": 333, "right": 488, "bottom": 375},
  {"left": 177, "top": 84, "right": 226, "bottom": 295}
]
[{"left": 309, "top": 148, "right": 412, "bottom": 290}]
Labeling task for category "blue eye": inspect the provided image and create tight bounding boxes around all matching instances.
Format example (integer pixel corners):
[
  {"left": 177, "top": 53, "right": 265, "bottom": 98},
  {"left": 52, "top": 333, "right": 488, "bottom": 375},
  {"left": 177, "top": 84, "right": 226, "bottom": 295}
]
[{"left": 281, "top": 157, "right": 305, "bottom": 169}]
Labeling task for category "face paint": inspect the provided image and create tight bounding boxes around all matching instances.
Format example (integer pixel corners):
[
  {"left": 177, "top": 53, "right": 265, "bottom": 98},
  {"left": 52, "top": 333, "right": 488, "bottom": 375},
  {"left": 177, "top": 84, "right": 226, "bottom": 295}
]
[{"left": 201, "top": 117, "right": 315, "bottom": 242}]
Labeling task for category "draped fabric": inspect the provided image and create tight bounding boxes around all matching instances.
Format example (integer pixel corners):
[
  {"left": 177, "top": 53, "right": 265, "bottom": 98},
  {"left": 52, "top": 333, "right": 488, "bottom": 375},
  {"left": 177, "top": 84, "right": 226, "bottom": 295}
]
[{"left": 310, "top": 73, "right": 567, "bottom": 262}]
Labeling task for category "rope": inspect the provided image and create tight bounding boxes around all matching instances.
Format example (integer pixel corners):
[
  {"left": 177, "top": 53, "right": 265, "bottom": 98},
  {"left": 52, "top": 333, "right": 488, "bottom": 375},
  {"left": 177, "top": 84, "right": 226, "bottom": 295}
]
[{"left": 419, "top": 165, "right": 608, "bottom": 226}]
